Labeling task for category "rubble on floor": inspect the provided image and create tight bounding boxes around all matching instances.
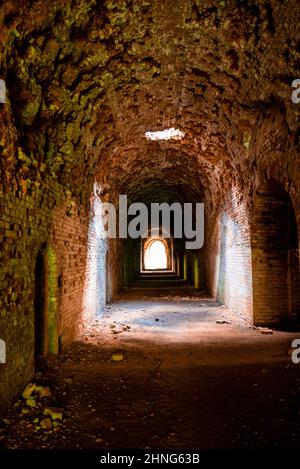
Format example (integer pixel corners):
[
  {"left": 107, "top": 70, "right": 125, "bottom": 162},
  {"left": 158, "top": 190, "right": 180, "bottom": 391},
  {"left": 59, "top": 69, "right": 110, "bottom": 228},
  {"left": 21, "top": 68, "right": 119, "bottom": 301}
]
[{"left": 0, "top": 376, "right": 65, "bottom": 448}]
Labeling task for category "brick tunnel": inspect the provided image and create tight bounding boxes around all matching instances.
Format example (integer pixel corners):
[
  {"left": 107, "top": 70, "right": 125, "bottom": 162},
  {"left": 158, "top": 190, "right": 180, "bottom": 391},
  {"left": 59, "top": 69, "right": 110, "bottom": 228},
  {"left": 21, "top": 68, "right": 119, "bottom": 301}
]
[{"left": 0, "top": 0, "right": 300, "bottom": 453}]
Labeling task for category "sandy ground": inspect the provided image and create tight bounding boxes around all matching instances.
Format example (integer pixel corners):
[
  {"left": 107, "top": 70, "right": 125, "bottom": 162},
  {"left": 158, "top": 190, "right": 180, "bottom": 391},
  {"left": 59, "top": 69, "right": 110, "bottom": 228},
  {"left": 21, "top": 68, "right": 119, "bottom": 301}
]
[{"left": 1, "top": 289, "right": 300, "bottom": 449}]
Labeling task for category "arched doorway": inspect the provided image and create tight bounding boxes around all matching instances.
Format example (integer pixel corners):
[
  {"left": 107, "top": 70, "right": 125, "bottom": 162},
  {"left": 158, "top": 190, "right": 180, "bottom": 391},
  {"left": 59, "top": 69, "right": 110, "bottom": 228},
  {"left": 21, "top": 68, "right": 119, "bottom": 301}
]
[
  {"left": 34, "top": 251, "right": 47, "bottom": 360},
  {"left": 144, "top": 239, "right": 168, "bottom": 270},
  {"left": 251, "top": 180, "right": 300, "bottom": 327}
]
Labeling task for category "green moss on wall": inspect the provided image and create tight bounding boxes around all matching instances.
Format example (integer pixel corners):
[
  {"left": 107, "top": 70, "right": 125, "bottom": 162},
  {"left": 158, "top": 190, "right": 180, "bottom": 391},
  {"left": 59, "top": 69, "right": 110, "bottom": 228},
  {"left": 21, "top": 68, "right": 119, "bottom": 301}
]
[
  {"left": 193, "top": 255, "right": 199, "bottom": 289},
  {"left": 46, "top": 246, "right": 59, "bottom": 355},
  {"left": 183, "top": 254, "right": 188, "bottom": 281}
]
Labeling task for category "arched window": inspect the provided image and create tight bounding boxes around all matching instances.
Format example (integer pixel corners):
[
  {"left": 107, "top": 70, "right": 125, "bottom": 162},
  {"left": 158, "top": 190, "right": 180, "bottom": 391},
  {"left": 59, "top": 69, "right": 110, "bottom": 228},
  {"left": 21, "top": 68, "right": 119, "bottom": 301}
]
[{"left": 144, "top": 239, "right": 168, "bottom": 270}]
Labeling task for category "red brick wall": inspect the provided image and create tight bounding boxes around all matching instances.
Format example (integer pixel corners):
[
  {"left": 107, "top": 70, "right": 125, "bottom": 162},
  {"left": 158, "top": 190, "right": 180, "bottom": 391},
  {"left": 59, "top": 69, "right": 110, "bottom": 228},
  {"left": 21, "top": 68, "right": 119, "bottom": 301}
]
[
  {"left": 81, "top": 192, "right": 107, "bottom": 323},
  {"left": 0, "top": 184, "right": 106, "bottom": 413},
  {"left": 249, "top": 105, "right": 300, "bottom": 326},
  {"left": 251, "top": 180, "right": 300, "bottom": 325},
  {"left": 206, "top": 188, "right": 253, "bottom": 323},
  {"left": 206, "top": 104, "right": 300, "bottom": 327},
  {"left": 106, "top": 237, "right": 124, "bottom": 302}
]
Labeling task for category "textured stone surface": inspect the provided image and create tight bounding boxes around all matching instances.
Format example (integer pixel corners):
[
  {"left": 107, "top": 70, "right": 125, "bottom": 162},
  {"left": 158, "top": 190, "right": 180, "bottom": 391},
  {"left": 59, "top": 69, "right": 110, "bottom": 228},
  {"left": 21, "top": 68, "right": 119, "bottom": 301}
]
[{"left": 0, "top": 0, "right": 299, "bottom": 414}]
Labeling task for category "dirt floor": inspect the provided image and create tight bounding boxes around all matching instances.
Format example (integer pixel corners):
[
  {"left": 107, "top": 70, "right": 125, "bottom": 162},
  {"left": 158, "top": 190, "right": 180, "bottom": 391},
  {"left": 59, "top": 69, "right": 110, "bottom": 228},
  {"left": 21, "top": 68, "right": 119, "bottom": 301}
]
[{"left": 1, "top": 289, "right": 300, "bottom": 449}]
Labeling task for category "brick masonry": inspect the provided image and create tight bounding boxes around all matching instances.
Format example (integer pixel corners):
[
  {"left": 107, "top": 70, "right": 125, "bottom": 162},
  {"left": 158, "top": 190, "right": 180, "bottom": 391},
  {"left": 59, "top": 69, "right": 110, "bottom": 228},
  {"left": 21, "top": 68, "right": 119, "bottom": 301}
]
[
  {"left": 0, "top": 0, "right": 300, "bottom": 415},
  {"left": 0, "top": 179, "right": 107, "bottom": 413},
  {"left": 206, "top": 188, "right": 253, "bottom": 323},
  {"left": 206, "top": 104, "right": 300, "bottom": 326}
]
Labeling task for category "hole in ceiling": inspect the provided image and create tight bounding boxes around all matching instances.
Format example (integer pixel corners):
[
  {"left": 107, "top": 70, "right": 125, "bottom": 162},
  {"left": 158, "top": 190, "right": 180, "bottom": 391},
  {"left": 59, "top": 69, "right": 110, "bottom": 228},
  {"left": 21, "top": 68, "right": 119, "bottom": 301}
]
[{"left": 145, "top": 128, "right": 185, "bottom": 141}]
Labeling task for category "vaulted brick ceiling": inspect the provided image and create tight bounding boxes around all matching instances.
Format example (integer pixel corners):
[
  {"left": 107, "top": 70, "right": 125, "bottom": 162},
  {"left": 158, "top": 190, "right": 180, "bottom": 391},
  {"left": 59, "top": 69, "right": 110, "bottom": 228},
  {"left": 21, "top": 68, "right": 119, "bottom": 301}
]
[{"left": 1, "top": 0, "right": 299, "bottom": 206}]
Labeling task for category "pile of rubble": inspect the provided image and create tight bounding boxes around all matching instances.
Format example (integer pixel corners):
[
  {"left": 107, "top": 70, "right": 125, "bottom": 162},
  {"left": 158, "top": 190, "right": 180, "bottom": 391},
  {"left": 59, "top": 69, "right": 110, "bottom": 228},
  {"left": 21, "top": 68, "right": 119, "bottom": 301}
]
[{"left": 0, "top": 375, "right": 65, "bottom": 448}]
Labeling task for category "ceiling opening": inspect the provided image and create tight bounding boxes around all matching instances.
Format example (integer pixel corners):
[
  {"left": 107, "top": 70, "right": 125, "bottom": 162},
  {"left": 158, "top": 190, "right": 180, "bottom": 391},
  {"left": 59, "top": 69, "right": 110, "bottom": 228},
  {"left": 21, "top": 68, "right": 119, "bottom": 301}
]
[{"left": 145, "top": 128, "right": 185, "bottom": 141}]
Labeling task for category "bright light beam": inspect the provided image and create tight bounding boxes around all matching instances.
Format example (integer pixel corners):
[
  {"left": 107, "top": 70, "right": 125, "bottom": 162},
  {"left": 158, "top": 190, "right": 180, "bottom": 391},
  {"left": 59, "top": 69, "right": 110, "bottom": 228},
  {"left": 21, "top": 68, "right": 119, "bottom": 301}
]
[
  {"left": 145, "top": 128, "right": 185, "bottom": 141},
  {"left": 145, "top": 240, "right": 167, "bottom": 270}
]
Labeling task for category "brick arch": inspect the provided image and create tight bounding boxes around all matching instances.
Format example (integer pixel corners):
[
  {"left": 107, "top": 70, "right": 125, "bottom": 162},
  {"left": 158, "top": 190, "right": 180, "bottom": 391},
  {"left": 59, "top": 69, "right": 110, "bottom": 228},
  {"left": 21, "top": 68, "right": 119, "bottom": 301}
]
[
  {"left": 252, "top": 148, "right": 300, "bottom": 241},
  {"left": 251, "top": 179, "right": 300, "bottom": 327}
]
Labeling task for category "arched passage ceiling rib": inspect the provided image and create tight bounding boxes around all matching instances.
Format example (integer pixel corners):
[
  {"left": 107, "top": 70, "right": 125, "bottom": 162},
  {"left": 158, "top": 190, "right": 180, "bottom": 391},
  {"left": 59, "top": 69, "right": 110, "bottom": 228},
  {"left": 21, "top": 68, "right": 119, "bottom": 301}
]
[
  {"left": 96, "top": 143, "right": 207, "bottom": 204},
  {"left": 1, "top": 0, "right": 299, "bottom": 203}
]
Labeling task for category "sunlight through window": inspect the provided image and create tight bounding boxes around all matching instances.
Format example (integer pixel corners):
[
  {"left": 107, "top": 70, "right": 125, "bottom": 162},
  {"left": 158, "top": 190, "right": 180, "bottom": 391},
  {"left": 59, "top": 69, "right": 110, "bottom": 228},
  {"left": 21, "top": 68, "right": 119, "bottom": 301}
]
[
  {"left": 145, "top": 239, "right": 167, "bottom": 270},
  {"left": 145, "top": 128, "right": 185, "bottom": 141}
]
